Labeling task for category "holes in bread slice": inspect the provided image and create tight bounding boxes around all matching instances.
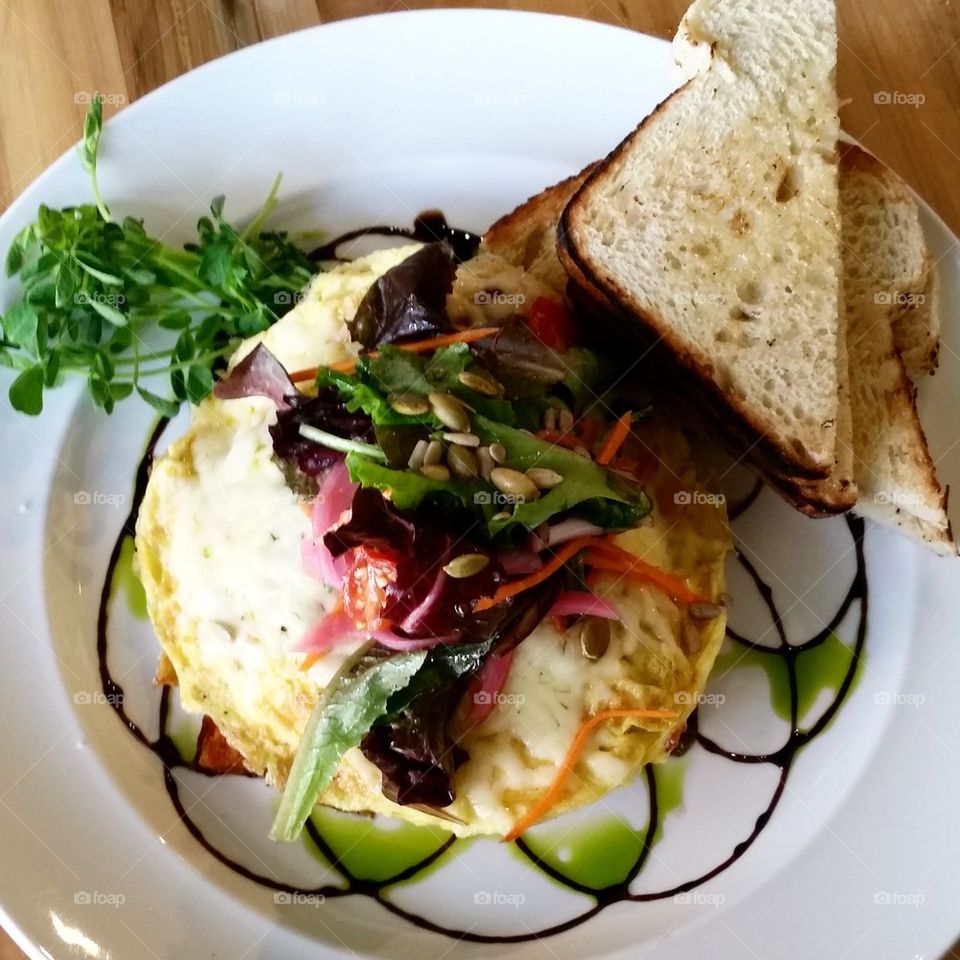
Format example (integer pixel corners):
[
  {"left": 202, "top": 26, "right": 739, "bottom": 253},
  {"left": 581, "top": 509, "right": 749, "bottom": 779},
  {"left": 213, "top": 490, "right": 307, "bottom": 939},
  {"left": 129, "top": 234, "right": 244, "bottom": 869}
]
[{"left": 776, "top": 162, "right": 804, "bottom": 202}]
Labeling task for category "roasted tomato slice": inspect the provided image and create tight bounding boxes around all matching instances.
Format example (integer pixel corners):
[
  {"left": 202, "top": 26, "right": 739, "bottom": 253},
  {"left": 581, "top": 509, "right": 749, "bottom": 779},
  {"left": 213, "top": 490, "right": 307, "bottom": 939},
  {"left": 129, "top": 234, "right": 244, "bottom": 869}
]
[
  {"left": 526, "top": 296, "right": 577, "bottom": 351},
  {"left": 343, "top": 546, "right": 399, "bottom": 629}
]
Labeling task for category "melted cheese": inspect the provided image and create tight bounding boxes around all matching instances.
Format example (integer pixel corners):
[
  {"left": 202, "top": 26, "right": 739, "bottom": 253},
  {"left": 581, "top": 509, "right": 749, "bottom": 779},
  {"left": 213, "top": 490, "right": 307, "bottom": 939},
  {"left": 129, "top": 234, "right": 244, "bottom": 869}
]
[{"left": 136, "top": 244, "right": 730, "bottom": 836}]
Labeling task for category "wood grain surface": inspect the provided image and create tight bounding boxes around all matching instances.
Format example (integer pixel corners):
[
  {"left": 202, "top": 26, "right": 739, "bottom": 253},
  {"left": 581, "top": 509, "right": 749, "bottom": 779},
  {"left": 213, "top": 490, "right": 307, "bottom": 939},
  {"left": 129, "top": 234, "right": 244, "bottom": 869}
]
[{"left": 0, "top": 1, "right": 958, "bottom": 959}]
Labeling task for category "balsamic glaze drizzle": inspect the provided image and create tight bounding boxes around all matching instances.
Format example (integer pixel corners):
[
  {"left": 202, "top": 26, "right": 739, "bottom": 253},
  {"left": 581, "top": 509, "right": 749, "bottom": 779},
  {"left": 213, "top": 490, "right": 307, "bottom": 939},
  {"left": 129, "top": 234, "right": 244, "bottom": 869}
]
[
  {"left": 309, "top": 212, "right": 480, "bottom": 264},
  {"left": 95, "top": 221, "right": 869, "bottom": 943}
]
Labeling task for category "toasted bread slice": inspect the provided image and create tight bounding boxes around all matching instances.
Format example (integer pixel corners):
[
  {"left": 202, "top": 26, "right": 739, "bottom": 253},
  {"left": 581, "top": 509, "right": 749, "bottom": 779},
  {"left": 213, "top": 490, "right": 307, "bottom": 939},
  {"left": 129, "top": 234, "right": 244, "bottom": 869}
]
[
  {"left": 894, "top": 263, "right": 940, "bottom": 379},
  {"left": 482, "top": 165, "right": 595, "bottom": 296},
  {"left": 832, "top": 139, "right": 940, "bottom": 379},
  {"left": 840, "top": 144, "right": 954, "bottom": 554},
  {"left": 483, "top": 168, "right": 854, "bottom": 515},
  {"left": 559, "top": 0, "right": 842, "bottom": 480}
]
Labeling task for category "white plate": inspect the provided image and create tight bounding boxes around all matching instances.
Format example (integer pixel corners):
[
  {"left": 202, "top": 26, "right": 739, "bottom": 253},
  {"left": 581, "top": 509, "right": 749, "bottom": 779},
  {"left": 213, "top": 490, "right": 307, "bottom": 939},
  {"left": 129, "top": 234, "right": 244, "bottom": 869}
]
[{"left": 1, "top": 10, "right": 959, "bottom": 960}]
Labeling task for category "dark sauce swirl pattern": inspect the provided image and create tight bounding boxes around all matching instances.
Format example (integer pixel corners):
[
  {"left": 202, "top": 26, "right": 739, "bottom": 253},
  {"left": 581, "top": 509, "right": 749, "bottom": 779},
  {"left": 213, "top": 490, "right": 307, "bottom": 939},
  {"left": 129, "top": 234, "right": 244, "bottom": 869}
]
[{"left": 96, "top": 228, "right": 868, "bottom": 944}]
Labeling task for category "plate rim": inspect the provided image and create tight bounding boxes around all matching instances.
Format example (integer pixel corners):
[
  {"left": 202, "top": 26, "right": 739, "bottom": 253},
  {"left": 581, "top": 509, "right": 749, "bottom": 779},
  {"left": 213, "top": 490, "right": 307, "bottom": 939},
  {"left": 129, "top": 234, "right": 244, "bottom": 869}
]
[{"left": 1, "top": 9, "right": 958, "bottom": 960}]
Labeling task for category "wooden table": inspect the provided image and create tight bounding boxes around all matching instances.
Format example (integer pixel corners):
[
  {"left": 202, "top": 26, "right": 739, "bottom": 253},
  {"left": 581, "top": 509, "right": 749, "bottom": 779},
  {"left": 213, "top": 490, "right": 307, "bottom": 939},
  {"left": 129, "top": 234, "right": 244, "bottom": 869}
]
[{"left": 0, "top": 2, "right": 957, "bottom": 958}]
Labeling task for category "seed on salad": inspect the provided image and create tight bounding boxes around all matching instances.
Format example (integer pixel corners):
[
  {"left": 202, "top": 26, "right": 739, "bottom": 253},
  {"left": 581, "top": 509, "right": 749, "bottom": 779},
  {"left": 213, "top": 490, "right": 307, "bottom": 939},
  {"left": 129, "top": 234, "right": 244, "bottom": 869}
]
[
  {"left": 443, "top": 553, "right": 490, "bottom": 578},
  {"left": 448, "top": 445, "right": 479, "bottom": 479},
  {"left": 558, "top": 407, "right": 575, "bottom": 433},
  {"left": 407, "top": 439, "right": 429, "bottom": 470},
  {"left": 491, "top": 467, "right": 540, "bottom": 501},
  {"left": 689, "top": 602, "right": 723, "bottom": 621},
  {"left": 457, "top": 369, "right": 501, "bottom": 397},
  {"left": 389, "top": 392, "right": 430, "bottom": 416},
  {"left": 424, "top": 439, "right": 443, "bottom": 466},
  {"left": 477, "top": 446, "right": 495, "bottom": 481},
  {"left": 683, "top": 622, "right": 701, "bottom": 654},
  {"left": 420, "top": 464, "right": 450, "bottom": 481},
  {"left": 579, "top": 618, "right": 611, "bottom": 660},
  {"left": 488, "top": 442, "right": 507, "bottom": 464},
  {"left": 526, "top": 467, "right": 564, "bottom": 490},
  {"left": 428, "top": 392, "right": 470, "bottom": 432},
  {"left": 443, "top": 431, "right": 480, "bottom": 448},
  {"left": 543, "top": 406, "right": 558, "bottom": 431},
  {"left": 574, "top": 445, "right": 591, "bottom": 459},
  {"left": 491, "top": 511, "right": 511, "bottom": 522}
]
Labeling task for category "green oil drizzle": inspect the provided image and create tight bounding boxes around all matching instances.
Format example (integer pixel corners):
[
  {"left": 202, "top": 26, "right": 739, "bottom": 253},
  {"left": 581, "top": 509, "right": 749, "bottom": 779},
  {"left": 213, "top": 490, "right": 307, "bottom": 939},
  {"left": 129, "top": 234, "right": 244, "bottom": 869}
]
[
  {"left": 795, "top": 633, "right": 860, "bottom": 721},
  {"left": 521, "top": 815, "right": 645, "bottom": 889},
  {"left": 713, "top": 634, "right": 860, "bottom": 726},
  {"left": 651, "top": 755, "right": 686, "bottom": 842},
  {"left": 713, "top": 644, "right": 792, "bottom": 721},
  {"left": 520, "top": 756, "right": 687, "bottom": 890},
  {"left": 170, "top": 719, "right": 200, "bottom": 764},
  {"left": 111, "top": 534, "right": 148, "bottom": 620},
  {"left": 307, "top": 808, "right": 454, "bottom": 884}
]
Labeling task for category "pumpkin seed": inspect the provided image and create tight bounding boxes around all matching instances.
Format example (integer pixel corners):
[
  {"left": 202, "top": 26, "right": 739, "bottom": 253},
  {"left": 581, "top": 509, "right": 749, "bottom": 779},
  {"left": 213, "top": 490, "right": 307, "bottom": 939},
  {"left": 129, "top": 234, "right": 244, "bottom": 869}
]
[
  {"left": 579, "top": 618, "right": 611, "bottom": 660},
  {"left": 488, "top": 442, "right": 507, "bottom": 464},
  {"left": 689, "top": 602, "right": 723, "bottom": 621},
  {"left": 420, "top": 464, "right": 450, "bottom": 481},
  {"left": 491, "top": 468, "right": 540, "bottom": 501},
  {"left": 442, "top": 553, "right": 490, "bottom": 578},
  {"left": 428, "top": 392, "right": 469, "bottom": 431},
  {"left": 526, "top": 467, "right": 564, "bottom": 490},
  {"left": 457, "top": 369, "right": 501, "bottom": 397},
  {"left": 423, "top": 439, "right": 443, "bottom": 466},
  {"left": 491, "top": 511, "right": 511, "bottom": 522},
  {"left": 447, "top": 445, "right": 479, "bottom": 479},
  {"left": 389, "top": 392, "right": 430, "bottom": 416}
]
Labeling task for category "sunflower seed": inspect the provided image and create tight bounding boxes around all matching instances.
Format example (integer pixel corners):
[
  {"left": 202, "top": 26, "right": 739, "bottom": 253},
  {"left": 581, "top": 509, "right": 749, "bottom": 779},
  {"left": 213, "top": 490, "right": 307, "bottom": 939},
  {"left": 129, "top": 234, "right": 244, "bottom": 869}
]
[
  {"left": 428, "top": 392, "right": 469, "bottom": 432},
  {"left": 457, "top": 369, "right": 501, "bottom": 397},
  {"left": 491, "top": 468, "right": 540, "bottom": 501},
  {"left": 443, "top": 432, "right": 480, "bottom": 447},
  {"left": 683, "top": 622, "right": 701, "bottom": 653},
  {"left": 477, "top": 446, "right": 495, "bottom": 481},
  {"left": 574, "top": 445, "right": 591, "bottom": 459},
  {"left": 526, "top": 467, "right": 564, "bottom": 490},
  {"left": 558, "top": 407, "right": 575, "bottom": 433},
  {"left": 580, "top": 618, "right": 611, "bottom": 660},
  {"left": 442, "top": 553, "right": 490, "bottom": 578},
  {"left": 420, "top": 464, "right": 450, "bottom": 481},
  {"left": 488, "top": 442, "right": 508, "bottom": 464},
  {"left": 407, "top": 439, "right": 429, "bottom": 470},
  {"left": 447, "top": 445, "right": 479, "bottom": 479},
  {"left": 389, "top": 392, "right": 430, "bottom": 416},
  {"left": 543, "top": 406, "right": 558, "bottom": 431},
  {"left": 491, "top": 511, "right": 511, "bottom": 522}
]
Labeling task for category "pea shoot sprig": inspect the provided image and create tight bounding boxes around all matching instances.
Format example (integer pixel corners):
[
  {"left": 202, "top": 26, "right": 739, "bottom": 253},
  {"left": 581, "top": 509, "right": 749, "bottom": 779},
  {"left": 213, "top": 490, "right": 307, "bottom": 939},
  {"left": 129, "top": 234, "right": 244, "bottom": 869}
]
[{"left": 0, "top": 95, "right": 314, "bottom": 415}]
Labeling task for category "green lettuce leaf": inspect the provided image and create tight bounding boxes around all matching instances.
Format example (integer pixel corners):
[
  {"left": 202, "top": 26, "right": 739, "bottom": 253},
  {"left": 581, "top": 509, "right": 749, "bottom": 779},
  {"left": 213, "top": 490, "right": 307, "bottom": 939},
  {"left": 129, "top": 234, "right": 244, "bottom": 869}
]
[
  {"left": 471, "top": 415, "right": 650, "bottom": 534},
  {"left": 270, "top": 647, "right": 427, "bottom": 842}
]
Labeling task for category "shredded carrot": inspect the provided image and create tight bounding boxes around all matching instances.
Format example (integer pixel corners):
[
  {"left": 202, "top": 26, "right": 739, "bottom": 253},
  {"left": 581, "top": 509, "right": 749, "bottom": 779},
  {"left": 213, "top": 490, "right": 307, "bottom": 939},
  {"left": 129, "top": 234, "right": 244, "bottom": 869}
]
[
  {"left": 534, "top": 429, "right": 583, "bottom": 451},
  {"left": 596, "top": 411, "right": 633, "bottom": 466},
  {"left": 584, "top": 542, "right": 705, "bottom": 605},
  {"left": 289, "top": 326, "right": 501, "bottom": 381},
  {"left": 299, "top": 652, "right": 323, "bottom": 672},
  {"left": 502, "top": 707, "right": 678, "bottom": 842},
  {"left": 473, "top": 536, "right": 604, "bottom": 612}
]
